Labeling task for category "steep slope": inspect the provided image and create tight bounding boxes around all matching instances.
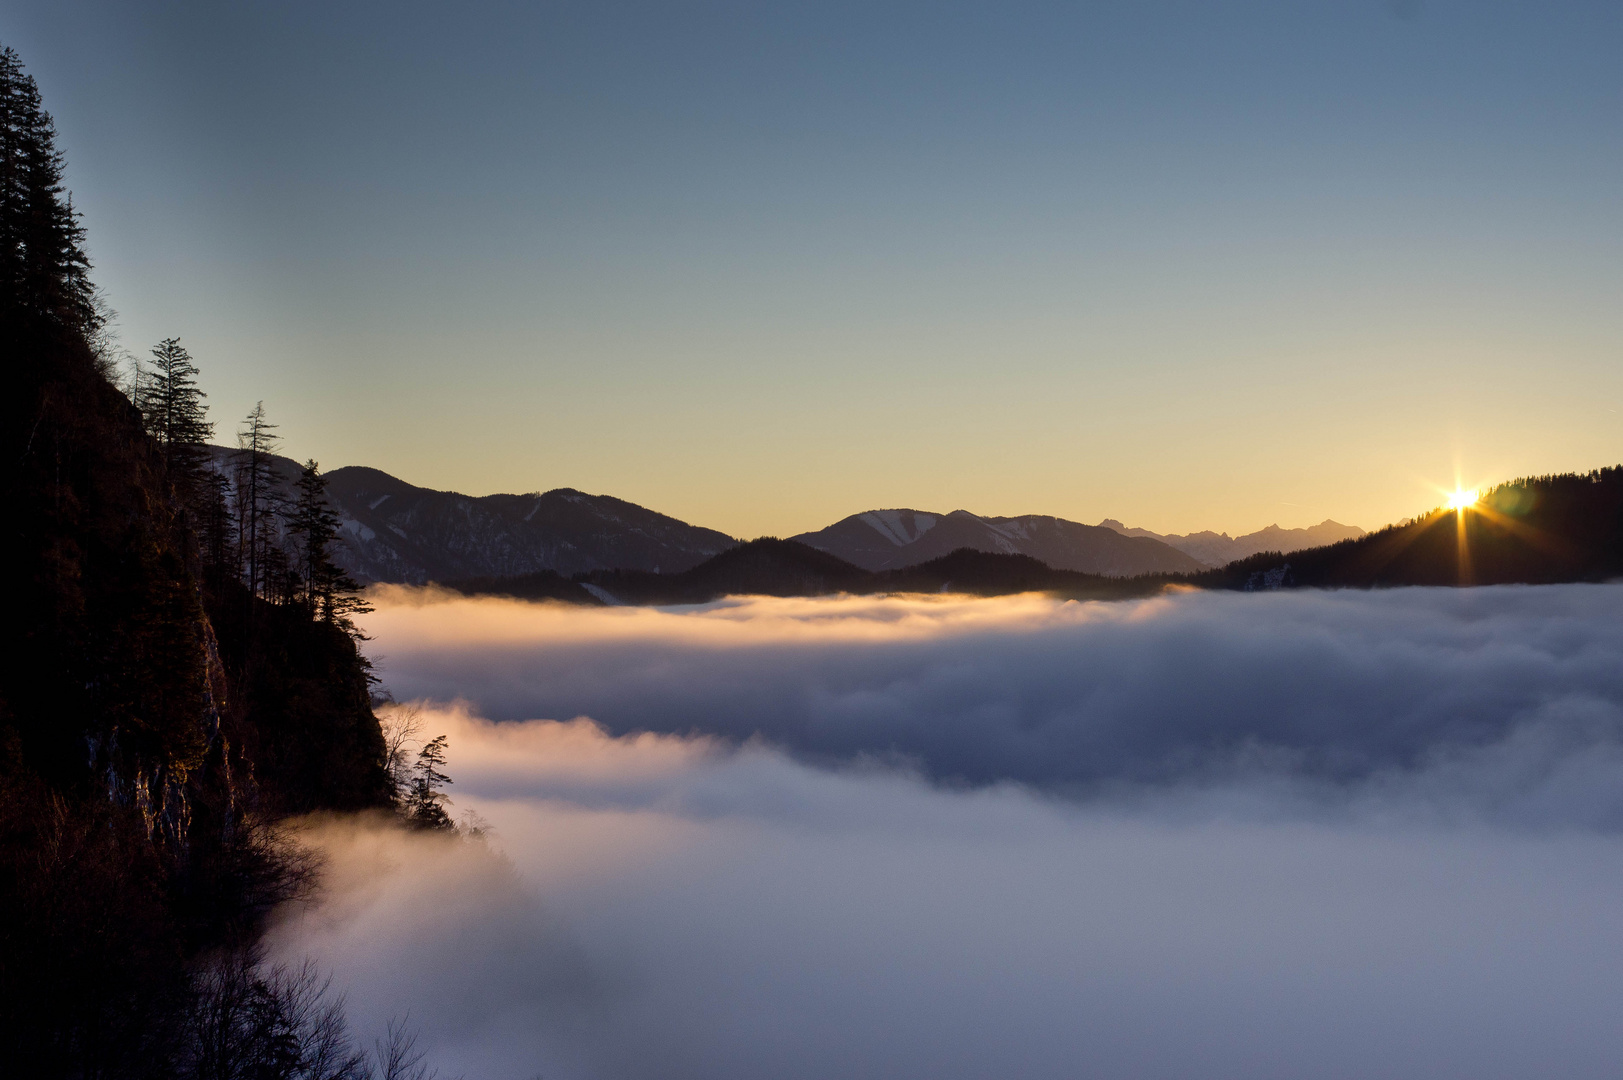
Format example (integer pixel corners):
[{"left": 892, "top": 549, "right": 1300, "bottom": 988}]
[
  {"left": 1, "top": 44, "right": 393, "bottom": 1073},
  {"left": 792, "top": 508, "right": 1203, "bottom": 575},
  {"left": 1100, "top": 518, "right": 1366, "bottom": 567},
  {"left": 205, "top": 449, "right": 738, "bottom": 583}
]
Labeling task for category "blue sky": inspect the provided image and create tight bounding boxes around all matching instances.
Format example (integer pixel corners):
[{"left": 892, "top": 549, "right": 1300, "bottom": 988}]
[{"left": 6, "top": 1, "right": 1621, "bottom": 536}]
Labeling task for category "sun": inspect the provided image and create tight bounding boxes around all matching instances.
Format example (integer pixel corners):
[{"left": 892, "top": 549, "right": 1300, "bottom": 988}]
[{"left": 1446, "top": 488, "right": 1479, "bottom": 511}]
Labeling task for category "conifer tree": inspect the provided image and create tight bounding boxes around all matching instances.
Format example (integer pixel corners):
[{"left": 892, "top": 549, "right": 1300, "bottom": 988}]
[
  {"left": 404, "top": 734, "right": 454, "bottom": 830},
  {"left": 285, "top": 459, "right": 370, "bottom": 631},
  {"left": 197, "top": 466, "right": 238, "bottom": 583},
  {"left": 140, "top": 337, "right": 214, "bottom": 493},
  {"left": 0, "top": 45, "right": 97, "bottom": 334},
  {"left": 235, "top": 402, "right": 283, "bottom": 598}
]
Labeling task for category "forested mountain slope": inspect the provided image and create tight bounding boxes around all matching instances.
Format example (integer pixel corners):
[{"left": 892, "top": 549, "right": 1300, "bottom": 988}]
[
  {"left": 206, "top": 447, "right": 738, "bottom": 584},
  {"left": 1198, "top": 471, "right": 1623, "bottom": 590},
  {"left": 0, "top": 45, "right": 395, "bottom": 1076},
  {"left": 487, "top": 539, "right": 1172, "bottom": 606}
]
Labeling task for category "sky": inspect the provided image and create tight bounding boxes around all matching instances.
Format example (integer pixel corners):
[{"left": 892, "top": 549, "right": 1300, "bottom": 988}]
[
  {"left": 4, "top": 1, "right": 1622, "bottom": 538},
  {"left": 260, "top": 585, "right": 1623, "bottom": 1078}
]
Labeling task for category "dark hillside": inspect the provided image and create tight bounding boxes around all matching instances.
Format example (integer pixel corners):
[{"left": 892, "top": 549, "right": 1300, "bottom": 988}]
[
  {"left": 877, "top": 548, "right": 1165, "bottom": 599},
  {"left": 489, "top": 542, "right": 1170, "bottom": 605},
  {"left": 1200, "top": 469, "right": 1623, "bottom": 590},
  {"left": 321, "top": 464, "right": 738, "bottom": 583},
  {"left": 0, "top": 44, "right": 391, "bottom": 1076},
  {"left": 452, "top": 468, "right": 1623, "bottom": 609},
  {"left": 441, "top": 568, "right": 604, "bottom": 604},
  {"left": 204, "top": 581, "right": 391, "bottom": 815},
  {"left": 579, "top": 537, "right": 873, "bottom": 603}
]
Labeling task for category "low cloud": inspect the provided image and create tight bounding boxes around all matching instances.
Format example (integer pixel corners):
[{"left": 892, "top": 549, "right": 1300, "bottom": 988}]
[
  {"left": 365, "top": 585, "right": 1623, "bottom": 824},
  {"left": 270, "top": 586, "right": 1623, "bottom": 1078}
]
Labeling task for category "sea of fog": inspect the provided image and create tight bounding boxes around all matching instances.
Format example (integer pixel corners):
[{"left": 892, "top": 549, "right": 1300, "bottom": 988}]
[{"left": 271, "top": 585, "right": 1623, "bottom": 1079}]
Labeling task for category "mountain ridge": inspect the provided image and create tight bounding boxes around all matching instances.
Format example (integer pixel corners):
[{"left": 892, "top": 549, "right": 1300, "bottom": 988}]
[
  {"left": 204, "top": 447, "right": 1372, "bottom": 585},
  {"left": 205, "top": 447, "right": 739, "bottom": 584},
  {"left": 1098, "top": 517, "right": 1366, "bottom": 566},
  {"left": 791, "top": 507, "right": 1206, "bottom": 576}
]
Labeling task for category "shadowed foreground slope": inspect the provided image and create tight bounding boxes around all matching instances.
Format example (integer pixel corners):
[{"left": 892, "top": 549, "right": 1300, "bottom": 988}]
[{"left": 1, "top": 44, "right": 394, "bottom": 1077}]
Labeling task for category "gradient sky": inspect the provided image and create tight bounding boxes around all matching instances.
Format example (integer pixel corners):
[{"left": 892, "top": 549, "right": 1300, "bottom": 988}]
[{"left": 5, "top": 1, "right": 1621, "bottom": 538}]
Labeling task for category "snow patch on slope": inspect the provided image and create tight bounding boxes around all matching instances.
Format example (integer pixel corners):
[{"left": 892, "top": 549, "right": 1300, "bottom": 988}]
[{"left": 861, "top": 510, "right": 936, "bottom": 547}]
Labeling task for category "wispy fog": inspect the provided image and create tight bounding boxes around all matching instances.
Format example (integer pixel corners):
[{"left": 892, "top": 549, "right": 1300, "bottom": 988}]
[{"left": 272, "top": 586, "right": 1623, "bottom": 1078}]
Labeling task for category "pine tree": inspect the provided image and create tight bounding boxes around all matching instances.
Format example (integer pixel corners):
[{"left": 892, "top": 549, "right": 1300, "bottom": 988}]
[
  {"left": 0, "top": 45, "right": 97, "bottom": 335},
  {"left": 234, "top": 402, "right": 283, "bottom": 598},
  {"left": 404, "top": 734, "right": 454, "bottom": 830},
  {"left": 197, "top": 466, "right": 238, "bottom": 583},
  {"left": 285, "top": 459, "right": 369, "bottom": 631},
  {"left": 139, "top": 337, "right": 214, "bottom": 496}
]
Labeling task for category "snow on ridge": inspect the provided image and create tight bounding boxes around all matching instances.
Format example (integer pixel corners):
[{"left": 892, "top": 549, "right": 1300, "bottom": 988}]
[
  {"left": 860, "top": 510, "right": 936, "bottom": 547},
  {"left": 580, "top": 583, "right": 621, "bottom": 605}
]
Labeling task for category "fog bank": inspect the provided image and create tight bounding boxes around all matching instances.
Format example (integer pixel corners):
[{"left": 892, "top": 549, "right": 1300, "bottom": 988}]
[
  {"left": 267, "top": 586, "right": 1623, "bottom": 1077},
  {"left": 366, "top": 585, "right": 1623, "bottom": 823}
]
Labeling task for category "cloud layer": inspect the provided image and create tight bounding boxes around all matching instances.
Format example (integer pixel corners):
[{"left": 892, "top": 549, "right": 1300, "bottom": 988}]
[
  {"left": 366, "top": 585, "right": 1623, "bottom": 823},
  {"left": 270, "top": 586, "right": 1623, "bottom": 1078}
]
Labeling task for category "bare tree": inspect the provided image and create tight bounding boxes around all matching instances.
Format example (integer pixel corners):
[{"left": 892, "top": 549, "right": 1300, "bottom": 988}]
[
  {"left": 377, "top": 704, "right": 424, "bottom": 802},
  {"left": 182, "top": 949, "right": 368, "bottom": 1080},
  {"left": 373, "top": 1016, "right": 437, "bottom": 1080}
]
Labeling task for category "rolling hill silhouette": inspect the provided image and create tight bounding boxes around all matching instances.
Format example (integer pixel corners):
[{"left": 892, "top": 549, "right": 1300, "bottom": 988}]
[{"left": 447, "top": 467, "right": 1623, "bottom": 605}]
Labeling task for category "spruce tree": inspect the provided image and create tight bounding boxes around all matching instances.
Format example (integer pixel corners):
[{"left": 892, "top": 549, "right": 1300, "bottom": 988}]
[
  {"left": 0, "top": 45, "right": 97, "bottom": 335},
  {"left": 234, "top": 402, "right": 283, "bottom": 598},
  {"left": 197, "top": 466, "right": 238, "bottom": 584},
  {"left": 285, "top": 458, "right": 369, "bottom": 631},
  {"left": 140, "top": 337, "right": 214, "bottom": 494}
]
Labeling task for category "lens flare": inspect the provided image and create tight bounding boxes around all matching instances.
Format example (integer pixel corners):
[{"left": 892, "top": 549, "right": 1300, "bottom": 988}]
[{"left": 1447, "top": 488, "right": 1479, "bottom": 511}]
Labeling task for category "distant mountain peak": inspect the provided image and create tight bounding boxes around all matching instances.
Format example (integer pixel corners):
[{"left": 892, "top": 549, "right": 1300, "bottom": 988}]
[
  {"left": 857, "top": 509, "right": 939, "bottom": 547},
  {"left": 208, "top": 448, "right": 737, "bottom": 584},
  {"left": 1096, "top": 517, "right": 1365, "bottom": 567},
  {"left": 793, "top": 507, "right": 1204, "bottom": 576}
]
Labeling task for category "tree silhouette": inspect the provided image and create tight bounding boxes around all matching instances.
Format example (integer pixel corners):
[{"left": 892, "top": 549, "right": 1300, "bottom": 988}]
[
  {"left": 235, "top": 402, "right": 283, "bottom": 598},
  {"left": 285, "top": 459, "right": 371, "bottom": 633},
  {"left": 403, "top": 735, "right": 454, "bottom": 831},
  {"left": 139, "top": 337, "right": 215, "bottom": 514},
  {"left": 0, "top": 45, "right": 98, "bottom": 335}
]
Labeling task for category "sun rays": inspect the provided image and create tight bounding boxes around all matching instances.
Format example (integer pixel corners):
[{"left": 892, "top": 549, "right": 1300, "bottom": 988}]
[{"left": 1446, "top": 488, "right": 1480, "bottom": 511}]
